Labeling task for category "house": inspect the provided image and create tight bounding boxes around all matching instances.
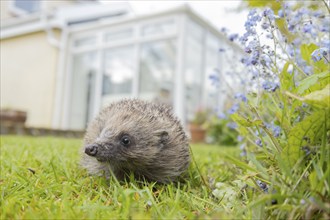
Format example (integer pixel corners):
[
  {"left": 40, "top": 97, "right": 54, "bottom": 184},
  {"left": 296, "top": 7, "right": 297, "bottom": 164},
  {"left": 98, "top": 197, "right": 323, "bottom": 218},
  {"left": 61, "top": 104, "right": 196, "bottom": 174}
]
[{"left": 0, "top": 0, "right": 245, "bottom": 131}]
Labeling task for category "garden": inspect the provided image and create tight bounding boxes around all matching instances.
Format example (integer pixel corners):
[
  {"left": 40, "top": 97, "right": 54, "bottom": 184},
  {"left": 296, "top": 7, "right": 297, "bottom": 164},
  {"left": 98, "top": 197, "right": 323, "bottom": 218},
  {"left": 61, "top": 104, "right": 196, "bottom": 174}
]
[{"left": 1, "top": 1, "right": 329, "bottom": 219}]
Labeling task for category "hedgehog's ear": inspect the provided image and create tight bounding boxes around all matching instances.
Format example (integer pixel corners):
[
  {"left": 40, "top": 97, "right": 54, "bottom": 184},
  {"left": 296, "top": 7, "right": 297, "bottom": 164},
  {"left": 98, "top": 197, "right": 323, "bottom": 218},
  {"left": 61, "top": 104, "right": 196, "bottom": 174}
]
[{"left": 156, "top": 131, "right": 169, "bottom": 147}]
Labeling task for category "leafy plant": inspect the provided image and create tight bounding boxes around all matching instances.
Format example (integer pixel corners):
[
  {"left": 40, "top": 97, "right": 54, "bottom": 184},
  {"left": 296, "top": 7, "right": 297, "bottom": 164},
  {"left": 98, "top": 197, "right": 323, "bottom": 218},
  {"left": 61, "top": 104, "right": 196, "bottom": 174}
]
[
  {"left": 211, "top": 1, "right": 330, "bottom": 219},
  {"left": 190, "top": 109, "right": 211, "bottom": 126},
  {"left": 206, "top": 115, "right": 239, "bottom": 146}
]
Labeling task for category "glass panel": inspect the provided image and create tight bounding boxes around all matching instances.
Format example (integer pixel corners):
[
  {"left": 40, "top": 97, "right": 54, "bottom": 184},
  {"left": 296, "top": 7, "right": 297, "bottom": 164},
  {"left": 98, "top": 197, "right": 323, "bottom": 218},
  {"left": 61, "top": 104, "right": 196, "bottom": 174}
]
[
  {"left": 102, "top": 46, "right": 134, "bottom": 106},
  {"left": 187, "top": 20, "right": 204, "bottom": 42},
  {"left": 69, "top": 52, "right": 98, "bottom": 130},
  {"left": 203, "top": 33, "right": 220, "bottom": 111},
  {"left": 141, "top": 19, "right": 176, "bottom": 36},
  {"left": 184, "top": 20, "right": 205, "bottom": 121},
  {"left": 104, "top": 28, "right": 133, "bottom": 42},
  {"left": 14, "top": 0, "right": 40, "bottom": 13},
  {"left": 74, "top": 36, "right": 97, "bottom": 47},
  {"left": 139, "top": 40, "right": 176, "bottom": 106}
]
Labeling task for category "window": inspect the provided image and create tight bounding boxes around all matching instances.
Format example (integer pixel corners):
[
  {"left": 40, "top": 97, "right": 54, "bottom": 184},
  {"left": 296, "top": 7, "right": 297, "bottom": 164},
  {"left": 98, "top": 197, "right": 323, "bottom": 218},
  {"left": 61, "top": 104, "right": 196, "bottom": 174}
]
[
  {"left": 102, "top": 46, "right": 135, "bottom": 106},
  {"left": 203, "top": 33, "right": 220, "bottom": 111},
  {"left": 104, "top": 28, "right": 133, "bottom": 43},
  {"left": 184, "top": 20, "right": 205, "bottom": 121},
  {"left": 74, "top": 36, "right": 97, "bottom": 48},
  {"left": 139, "top": 40, "right": 176, "bottom": 105},
  {"left": 12, "top": 0, "right": 40, "bottom": 14},
  {"left": 69, "top": 52, "right": 98, "bottom": 130}
]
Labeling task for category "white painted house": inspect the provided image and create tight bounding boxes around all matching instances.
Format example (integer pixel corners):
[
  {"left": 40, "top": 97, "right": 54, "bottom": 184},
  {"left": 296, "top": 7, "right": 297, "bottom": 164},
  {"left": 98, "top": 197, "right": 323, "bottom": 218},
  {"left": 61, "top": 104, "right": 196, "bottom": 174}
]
[{"left": 1, "top": 0, "right": 244, "bottom": 130}]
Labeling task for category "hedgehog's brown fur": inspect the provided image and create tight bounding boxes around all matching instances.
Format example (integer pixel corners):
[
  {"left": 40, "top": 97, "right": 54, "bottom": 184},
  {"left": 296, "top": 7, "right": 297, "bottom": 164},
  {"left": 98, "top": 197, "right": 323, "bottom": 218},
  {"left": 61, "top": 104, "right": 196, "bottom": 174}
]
[{"left": 81, "top": 99, "right": 190, "bottom": 183}]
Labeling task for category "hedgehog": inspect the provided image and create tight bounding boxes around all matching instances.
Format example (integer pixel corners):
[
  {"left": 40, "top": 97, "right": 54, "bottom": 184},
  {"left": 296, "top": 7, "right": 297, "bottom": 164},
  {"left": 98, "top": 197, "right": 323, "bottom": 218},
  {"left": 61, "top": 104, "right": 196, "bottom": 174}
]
[{"left": 81, "top": 99, "right": 190, "bottom": 183}]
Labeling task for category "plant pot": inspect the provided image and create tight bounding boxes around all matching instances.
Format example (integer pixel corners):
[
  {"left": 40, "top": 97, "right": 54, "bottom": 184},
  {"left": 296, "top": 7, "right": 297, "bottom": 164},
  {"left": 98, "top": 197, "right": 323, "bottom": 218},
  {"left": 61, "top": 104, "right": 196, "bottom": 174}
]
[
  {"left": 189, "top": 123, "right": 206, "bottom": 143},
  {"left": 0, "top": 109, "right": 27, "bottom": 125}
]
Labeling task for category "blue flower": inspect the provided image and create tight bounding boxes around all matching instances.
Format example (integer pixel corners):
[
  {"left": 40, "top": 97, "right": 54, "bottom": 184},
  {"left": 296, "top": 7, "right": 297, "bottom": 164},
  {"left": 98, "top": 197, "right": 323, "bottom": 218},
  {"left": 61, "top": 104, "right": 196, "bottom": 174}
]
[
  {"left": 245, "top": 9, "right": 261, "bottom": 34},
  {"left": 237, "top": 135, "right": 244, "bottom": 142},
  {"left": 227, "top": 103, "right": 239, "bottom": 115},
  {"left": 262, "top": 81, "right": 279, "bottom": 92},
  {"left": 292, "top": 38, "right": 301, "bottom": 46},
  {"left": 302, "top": 23, "right": 313, "bottom": 34},
  {"left": 297, "top": 8, "right": 310, "bottom": 17},
  {"left": 260, "top": 54, "right": 272, "bottom": 67},
  {"left": 209, "top": 73, "right": 220, "bottom": 86},
  {"left": 272, "top": 126, "right": 281, "bottom": 138},
  {"left": 313, "top": 10, "right": 323, "bottom": 18},
  {"left": 218, "top": 112, "right": 227, "bottom": 119},
  {"left": 239, "top": 32, "right": 250, "bottom": 43},
  {"left": 255, "top": 139, "right": 263, "bottom": 147},
  {"left": 311, "top": 48, "right": 328, "bottom": 62},
  {"left": 266, "top": 33, "right": 273, "bottom": 39},
  {"left": 303, "top": 65, "right": 313, "bottom": 75},
  {"left": 256, "top": 180, "right": 268, "bottom": 193},
  {"left": 227, "top": 122, "right": 237, "bottom": 129},
  {"left": 229, "top": 33, "right": 239, "bottom": 42},
  {"left": 263, "top": 8, "right": 275, "bottom": 21},
  {"left": 287, "top": 15, "right": 300, "bottom": 32},
  {"left": 234, "top": 93, "right": 247, "bottom": 103},
  {"left": 220, "top": 27, "right": 228, "bottom": 33},
  {"left": 301, "top": 146, "right": 311, "bottom": 156},
  {"left": 278, "top": 9, "right": 284, "bottom": 18},
  {"left": 261, "top": 22, "right": 270, "bottom": 30},
  {"left": 243, "top": 50, "right": 260, "bottom": 66},
  {"left": 288, "top": 23, "right": 295, "bottom": 32},
  {"left": 286, "top": 45, "right": 295, "bottom": 57},
  {"left": 247, "top": 39, "right": 259, "bottom": 50},
  {"left": 245, "top": 47, "right": 252, "bottom": 54},
  {"left": 320, "top": 18, "right": 330, "bottom": 32}
]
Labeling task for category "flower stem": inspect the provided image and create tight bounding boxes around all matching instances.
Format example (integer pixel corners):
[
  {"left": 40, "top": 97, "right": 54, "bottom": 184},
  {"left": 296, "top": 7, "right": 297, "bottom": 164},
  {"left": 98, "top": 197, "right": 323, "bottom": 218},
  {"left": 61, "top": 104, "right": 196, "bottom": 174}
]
[{"left": 323, "top": 0, "right": 330, "bottom": 14}]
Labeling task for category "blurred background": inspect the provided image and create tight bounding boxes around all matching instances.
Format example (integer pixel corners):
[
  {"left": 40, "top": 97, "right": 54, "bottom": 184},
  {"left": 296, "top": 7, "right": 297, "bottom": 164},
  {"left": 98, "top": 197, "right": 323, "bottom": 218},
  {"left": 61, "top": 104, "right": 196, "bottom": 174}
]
[{"left": 0, "top": 0, "right": 248, "bottom": 142}]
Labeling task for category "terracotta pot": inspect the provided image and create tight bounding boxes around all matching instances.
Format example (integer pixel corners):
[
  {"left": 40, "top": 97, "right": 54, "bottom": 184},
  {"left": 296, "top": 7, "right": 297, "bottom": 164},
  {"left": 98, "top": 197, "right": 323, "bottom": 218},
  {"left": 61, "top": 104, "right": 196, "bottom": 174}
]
[
  {"left": 189, "top": 123, "right": 206, "bottom": 143},
  {"left": 0, "top": 109, "right": 27, "bottom": 124}
]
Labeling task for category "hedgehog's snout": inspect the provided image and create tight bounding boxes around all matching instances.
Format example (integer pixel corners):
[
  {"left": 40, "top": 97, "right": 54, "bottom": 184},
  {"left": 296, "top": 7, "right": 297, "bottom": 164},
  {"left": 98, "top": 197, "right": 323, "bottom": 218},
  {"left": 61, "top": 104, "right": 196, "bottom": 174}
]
[{"left": 85, "top": 144, "right": 98, "bottom": 156}]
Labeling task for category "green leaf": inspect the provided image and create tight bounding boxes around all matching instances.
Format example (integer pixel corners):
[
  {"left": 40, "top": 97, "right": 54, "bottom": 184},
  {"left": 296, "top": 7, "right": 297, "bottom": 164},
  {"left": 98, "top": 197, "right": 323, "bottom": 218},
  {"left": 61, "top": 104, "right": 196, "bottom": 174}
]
[
  {"left": 304, "top": 84, "right": 330, "bottom": 108},
  {"left": 300, "top": 43, "right": 329, "bottom": 73},
  {"left": 309, "top": 170, "right": 318, "bottom": 191},
  {"left": 280, "top": 110, "right": 328, "bottom": 172},
  {"left": 245, "top": 0, "right": 281, "bottom": 12},
  {"left": 231, "top": 113, "right": 262, "bottom": 127},
  {"left": 224, "top": 154, "right": 259, "bottom": 173},
  {"left": 296, "top": 71, "right": 330, "bottom": 95},
  {"left": 300, "top": 43, "right": 318, "bottom": 64},
  {"left": 280, "top": 62, "right": 294, "bottom": 91}
]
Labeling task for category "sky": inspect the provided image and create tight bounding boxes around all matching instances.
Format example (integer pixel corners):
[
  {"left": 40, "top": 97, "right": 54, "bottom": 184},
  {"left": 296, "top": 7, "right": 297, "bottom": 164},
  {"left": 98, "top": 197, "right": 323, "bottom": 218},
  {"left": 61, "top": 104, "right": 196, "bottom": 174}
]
[{"left": 101, "top": 1, "right": 248, "bottom": 35}]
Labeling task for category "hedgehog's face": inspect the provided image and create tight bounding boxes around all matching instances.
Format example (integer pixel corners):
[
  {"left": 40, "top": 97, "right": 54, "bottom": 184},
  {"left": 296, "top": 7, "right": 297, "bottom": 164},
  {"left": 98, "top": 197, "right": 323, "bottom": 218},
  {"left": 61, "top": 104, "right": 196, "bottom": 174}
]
[
  {"left": 84, "top": 131, "right": 136, "bottom": 162},
  {"left": 84, "top": 124, "right": 169, "bottom": 166}
]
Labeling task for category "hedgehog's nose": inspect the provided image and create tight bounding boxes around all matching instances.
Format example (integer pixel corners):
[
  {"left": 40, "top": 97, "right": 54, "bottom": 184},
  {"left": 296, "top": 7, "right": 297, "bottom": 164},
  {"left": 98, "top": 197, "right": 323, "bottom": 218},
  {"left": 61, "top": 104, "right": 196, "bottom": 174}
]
[{"left": 85, "top": 144, "right": 98, "bottom": 156}]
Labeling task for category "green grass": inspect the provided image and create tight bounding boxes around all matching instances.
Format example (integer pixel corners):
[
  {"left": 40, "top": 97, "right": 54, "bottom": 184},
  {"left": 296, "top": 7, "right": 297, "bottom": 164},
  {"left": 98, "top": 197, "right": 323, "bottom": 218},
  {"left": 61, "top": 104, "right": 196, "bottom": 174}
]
[{"left": 1, "top": 136, "right": 242, "bottom": 219}]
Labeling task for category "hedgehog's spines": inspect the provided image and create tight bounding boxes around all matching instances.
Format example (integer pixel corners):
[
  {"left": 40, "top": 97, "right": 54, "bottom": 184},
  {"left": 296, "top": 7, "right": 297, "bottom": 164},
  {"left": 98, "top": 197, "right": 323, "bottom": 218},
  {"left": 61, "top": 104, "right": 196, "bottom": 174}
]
[{"left": 81, "top": 98, "right": 190, "bottom": 183}]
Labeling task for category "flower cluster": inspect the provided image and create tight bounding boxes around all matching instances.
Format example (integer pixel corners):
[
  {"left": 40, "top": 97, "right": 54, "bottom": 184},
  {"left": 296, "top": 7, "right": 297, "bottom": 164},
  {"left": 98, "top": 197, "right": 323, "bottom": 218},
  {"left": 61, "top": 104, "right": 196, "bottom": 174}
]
[
  {"left": 228, "top": 3, "right": 330, "bottom": 89},
  {"left": 311, "top": 47, "right": 329, "bottom": 62},
  {"left": 212, "top": 2, "right": 330, "bottom": 218}
]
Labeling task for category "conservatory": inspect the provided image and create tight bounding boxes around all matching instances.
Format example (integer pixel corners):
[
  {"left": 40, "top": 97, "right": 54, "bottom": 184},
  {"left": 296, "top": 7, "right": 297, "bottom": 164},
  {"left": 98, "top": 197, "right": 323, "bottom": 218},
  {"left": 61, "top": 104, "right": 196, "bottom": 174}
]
[{"left": 63, "top": 5, "right": 243, "bottom": 130}]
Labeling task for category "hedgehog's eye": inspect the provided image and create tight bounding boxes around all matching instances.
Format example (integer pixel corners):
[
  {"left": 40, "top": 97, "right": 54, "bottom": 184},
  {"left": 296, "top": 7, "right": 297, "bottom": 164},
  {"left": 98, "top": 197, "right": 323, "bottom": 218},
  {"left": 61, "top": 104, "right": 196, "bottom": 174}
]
[{"left": 120, "top": 135, "right": 131, "bottom": 146}]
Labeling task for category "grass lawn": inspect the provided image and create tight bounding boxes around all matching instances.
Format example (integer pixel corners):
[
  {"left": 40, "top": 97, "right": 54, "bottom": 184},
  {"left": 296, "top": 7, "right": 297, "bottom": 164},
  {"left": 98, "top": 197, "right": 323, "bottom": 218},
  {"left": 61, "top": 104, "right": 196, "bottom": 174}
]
[{"left": 1, "top": 135, "right": 242, "bottom": 219}]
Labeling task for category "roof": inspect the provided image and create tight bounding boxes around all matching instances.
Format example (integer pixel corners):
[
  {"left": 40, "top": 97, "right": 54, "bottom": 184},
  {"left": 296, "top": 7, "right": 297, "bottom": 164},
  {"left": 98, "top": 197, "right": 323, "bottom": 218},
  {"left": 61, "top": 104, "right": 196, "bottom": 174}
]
[
  {"left": 0, "top": 2, "right": 243, "bottom": 52},
  {"left": 0, "top": 2, "right": 132, "bottom": 39}
]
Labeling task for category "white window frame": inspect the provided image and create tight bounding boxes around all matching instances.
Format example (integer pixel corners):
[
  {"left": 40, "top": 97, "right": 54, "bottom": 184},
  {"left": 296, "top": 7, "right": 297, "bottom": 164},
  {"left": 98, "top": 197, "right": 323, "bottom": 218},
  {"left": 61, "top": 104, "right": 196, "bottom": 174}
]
[{"left": 61, "top": 14, "right": 184, "bottom": 129}]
